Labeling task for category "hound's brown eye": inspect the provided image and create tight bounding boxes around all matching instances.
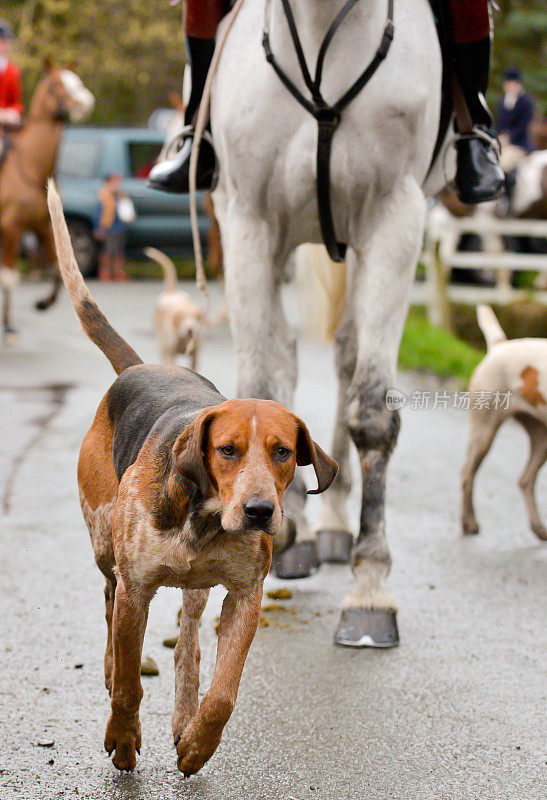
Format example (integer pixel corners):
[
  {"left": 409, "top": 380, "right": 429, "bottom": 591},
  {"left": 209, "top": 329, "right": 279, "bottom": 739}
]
[
  {"left": 219, "top": 445, "right": 237, "bottom": 458},
  {"left": 274, "top": 446, "right": 292, "bottom": 462}
]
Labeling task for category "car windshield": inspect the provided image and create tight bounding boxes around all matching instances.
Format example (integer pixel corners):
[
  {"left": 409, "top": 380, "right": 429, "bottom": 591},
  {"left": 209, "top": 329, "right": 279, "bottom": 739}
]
[{"left": 57, "top": 137, "right": 101, "bottom": 179}]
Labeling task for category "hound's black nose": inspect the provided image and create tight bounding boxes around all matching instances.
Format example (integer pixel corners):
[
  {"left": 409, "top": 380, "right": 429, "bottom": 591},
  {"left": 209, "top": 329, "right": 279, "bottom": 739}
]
[{"left": 243, "top": 497, "right": 274, "bottom": 526}]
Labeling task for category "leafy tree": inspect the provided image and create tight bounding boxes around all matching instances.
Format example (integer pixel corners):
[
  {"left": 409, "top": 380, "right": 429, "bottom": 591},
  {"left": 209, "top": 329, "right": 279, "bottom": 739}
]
[
  {"left": 2, "top": 1, "right": 545, "bottom": 123},
  {"left": 2, "top": 0, "right": 186, "bottom": 125}
]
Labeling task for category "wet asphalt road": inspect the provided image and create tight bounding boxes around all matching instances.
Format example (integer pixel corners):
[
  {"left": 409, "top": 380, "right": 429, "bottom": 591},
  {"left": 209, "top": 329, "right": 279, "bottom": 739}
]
[{"left": 1, "top": 281, "right": 545, "bottom": 800}]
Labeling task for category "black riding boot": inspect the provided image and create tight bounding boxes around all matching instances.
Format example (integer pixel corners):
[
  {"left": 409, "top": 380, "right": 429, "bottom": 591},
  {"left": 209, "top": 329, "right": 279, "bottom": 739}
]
[
  {"left": 148, "top": 36, "right": 217, "bottom": 193},
  {"left": 453, "top": 37, "right": 504, "bottom": 204}
]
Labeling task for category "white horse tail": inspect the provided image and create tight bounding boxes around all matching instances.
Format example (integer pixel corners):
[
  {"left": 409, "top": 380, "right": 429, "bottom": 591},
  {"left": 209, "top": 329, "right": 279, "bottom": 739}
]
[
  {"left": 145, "top": 247, "right": 178, "bottom": 293},
  {"left": 296, "top": 244, "right": 347, "bottom": 342},
  {"left": 47, "top": 180, "right": 143, "bottom": 375},
  {"left": 477, "top": 304, "right": 507, "bottom": 350}
]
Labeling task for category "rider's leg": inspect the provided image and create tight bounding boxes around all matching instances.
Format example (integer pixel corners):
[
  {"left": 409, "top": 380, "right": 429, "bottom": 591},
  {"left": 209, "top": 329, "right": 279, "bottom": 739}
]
[
  {"left": 148, "top": 0, "right": 229, "bottom": 193},
  {"left": 183, "top": 37, "right": 216, "bottom": 128},
  {"left": 447, "top": 0, "right": 504, "bottom": 203}
]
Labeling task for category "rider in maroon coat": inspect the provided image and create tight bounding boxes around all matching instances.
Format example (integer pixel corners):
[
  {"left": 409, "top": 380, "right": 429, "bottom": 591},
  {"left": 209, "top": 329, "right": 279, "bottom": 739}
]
[{"left": 149, "top": 0, "right": 504, "bottom": 205}]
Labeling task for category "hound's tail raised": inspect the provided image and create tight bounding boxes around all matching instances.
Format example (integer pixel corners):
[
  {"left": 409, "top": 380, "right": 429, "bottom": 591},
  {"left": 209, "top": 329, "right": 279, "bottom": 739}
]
[
  {"left": 145, "top": 247, "right": 177, "bottom": 293},
  {"left": 47, "top": 180, "right": 143, "bottom": 375},
  {"left": 477, "top": 304, "right": 507, "bottom": 351}
]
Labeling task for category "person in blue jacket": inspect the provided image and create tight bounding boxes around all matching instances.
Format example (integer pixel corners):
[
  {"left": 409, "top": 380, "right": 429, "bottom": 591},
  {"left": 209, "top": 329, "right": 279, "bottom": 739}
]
[{"left": 496, "top": 68, "right": 535, "bottom": 154}]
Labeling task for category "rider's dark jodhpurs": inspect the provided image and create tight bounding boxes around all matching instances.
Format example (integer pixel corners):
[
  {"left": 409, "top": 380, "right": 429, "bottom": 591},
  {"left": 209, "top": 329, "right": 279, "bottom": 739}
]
[
  {"left": 185, "top": 0, "right": 490, "bottom": 44},
  {"left": 447, "top": 0, "right": 490, "bottom": 43},
  {"left": 186, "top": 0, "right": 231, "bottom": 39}
]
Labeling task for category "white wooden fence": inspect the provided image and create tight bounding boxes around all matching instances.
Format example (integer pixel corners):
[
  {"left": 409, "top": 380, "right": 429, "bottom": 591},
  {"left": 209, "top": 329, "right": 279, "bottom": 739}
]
[{"left": 420, "top": 205, "right": 547, "bottom": 327}]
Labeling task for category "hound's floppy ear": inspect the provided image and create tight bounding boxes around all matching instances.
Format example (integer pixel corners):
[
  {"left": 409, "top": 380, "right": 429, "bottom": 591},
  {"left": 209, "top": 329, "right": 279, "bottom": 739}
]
[
  {"left": 294, "top": 417, "right": 338, "bottom": 495},
  {"left": 172, "top": 408, "right": 217, "bottom": 497}
]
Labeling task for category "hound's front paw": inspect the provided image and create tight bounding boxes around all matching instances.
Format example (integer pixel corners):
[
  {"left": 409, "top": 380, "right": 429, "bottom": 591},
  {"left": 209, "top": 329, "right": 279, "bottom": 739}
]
[
  {"left": 176, "top": 714, "right": 224, "bottom": 777},
  {"left": 172, "top": 706, "right": 197, "bottom": 747},
  {"left": 104, "top": 713, "right": 141, "bottom": 772},
  {"left": 531, "top": 521, "right": 547, "bottom": 541}
]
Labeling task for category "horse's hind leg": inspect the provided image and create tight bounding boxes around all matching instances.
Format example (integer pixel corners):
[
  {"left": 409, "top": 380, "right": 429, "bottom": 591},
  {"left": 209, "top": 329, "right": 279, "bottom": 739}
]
[
  {"left": 315, "top": 314, "right": 355, "bottom": 564},
  {"left": 222, "top": 211, "right": 309, "bottom": 574},
  {"left": 335, "top": 177, "right": 427, "bottom": 648},
  {"left": 35, "top": 222, "right": 61, "bottom": 311}
]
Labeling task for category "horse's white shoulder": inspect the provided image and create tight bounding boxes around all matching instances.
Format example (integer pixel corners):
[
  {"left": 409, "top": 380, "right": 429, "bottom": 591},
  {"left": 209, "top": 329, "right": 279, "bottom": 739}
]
[{"left": 213, "top": 0, "right": 443, "bottom": 228}]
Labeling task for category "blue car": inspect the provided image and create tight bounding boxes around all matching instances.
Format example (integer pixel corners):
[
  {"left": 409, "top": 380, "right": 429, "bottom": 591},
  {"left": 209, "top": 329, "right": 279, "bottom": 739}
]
[{"left": 56, "top": 126, "right": 207, "bottom": 275}]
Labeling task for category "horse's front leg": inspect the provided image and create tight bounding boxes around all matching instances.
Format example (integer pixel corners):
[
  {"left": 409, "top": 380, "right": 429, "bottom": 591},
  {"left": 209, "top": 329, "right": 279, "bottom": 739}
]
[
  {"left": 315, "top": 314, "right": 355, "bottom": 564},
  {"left": 222, "top": 211, "right": 313, "bottom": 575},
  {"left": 223, "top": 213, "right": 296, "bottom": 406},
  {"left": 0, "top": 219, "right": 22, "bottom": 340},
  {"left": 335, "top": 177, "right": 427, "bottom": 648}
]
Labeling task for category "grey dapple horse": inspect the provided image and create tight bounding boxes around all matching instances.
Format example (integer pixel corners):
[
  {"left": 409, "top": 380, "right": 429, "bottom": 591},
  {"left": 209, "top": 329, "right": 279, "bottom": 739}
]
[{"left": 211, "top": 0, "right": 449, "bottom": 647}]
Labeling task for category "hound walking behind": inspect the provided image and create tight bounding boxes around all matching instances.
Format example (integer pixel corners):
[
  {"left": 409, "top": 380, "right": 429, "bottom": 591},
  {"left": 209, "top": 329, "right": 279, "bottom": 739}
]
[
  {"left": 462, "top": 305, "right": 547, "bottom": 540},
  {"left": 146, "top": 246, "right": 205, "bottom": 370}
]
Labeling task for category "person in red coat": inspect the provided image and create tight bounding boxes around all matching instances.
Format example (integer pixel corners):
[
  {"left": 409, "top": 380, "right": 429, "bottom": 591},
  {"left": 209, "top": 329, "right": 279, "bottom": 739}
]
[{"left": 0, "top": 18, "right": 24, "bottom": 129}]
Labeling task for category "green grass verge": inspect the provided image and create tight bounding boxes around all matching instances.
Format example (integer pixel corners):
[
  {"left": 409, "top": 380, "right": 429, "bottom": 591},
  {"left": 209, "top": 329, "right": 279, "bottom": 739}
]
[
  {"left": 399, "top": 307, "right": 484, "bottom": 385},
  {"left": 17, "top": 255, "right": 199, "bottom": 281},
  {"left": 125, "top": 256, "right": 197, "bottom": 281}
]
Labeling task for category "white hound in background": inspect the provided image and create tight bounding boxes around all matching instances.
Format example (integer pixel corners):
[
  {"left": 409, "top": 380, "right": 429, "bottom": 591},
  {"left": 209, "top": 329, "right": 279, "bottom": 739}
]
[
  {"left": 146, "top": 247, "right": 205, "bottom": 370},
  {"left": 462, "top": 305, "right": 547, "bottom": 541}
]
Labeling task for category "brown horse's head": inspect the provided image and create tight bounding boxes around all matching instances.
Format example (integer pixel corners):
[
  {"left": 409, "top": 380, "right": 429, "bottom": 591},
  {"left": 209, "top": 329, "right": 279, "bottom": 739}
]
[{"left": 29, "top": 61, "right": 95, "bottom": 124}]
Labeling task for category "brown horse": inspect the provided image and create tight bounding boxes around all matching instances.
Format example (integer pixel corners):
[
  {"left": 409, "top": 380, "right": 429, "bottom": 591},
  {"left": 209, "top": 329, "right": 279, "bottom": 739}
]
[{"left": 0, "top": 63, "right": 94, "bottom": 339}]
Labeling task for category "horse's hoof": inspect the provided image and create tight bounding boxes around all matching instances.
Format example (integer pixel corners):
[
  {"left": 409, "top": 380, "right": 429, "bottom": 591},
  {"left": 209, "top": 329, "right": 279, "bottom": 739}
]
[
  {"left": 272, "top": 515, "right": 297, "bottom": 557},
  {"left": 271, "top": 541, "right": 320, "bottom": 579},
  {"left": 334, "top": 608, "right": 399, "bottom": 648},
  {"left": 316, "top": 530, "right": 353, "bottom": 563}
]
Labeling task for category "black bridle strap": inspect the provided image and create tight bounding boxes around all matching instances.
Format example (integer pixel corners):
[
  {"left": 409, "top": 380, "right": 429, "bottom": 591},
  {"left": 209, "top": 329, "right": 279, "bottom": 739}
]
[
  {"left": 278, "top": 0, "right": 316, "bottom": 99},
  {"left": 314, "top": 0, "right": 363, "bottom": 101},
  {"left": 263, "top": 0, "right": 395, "bottom": 262},
  {"left": 263, "top": 31, "right": 317, "bottom": 117}
]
